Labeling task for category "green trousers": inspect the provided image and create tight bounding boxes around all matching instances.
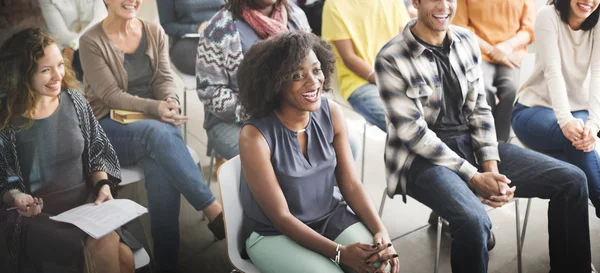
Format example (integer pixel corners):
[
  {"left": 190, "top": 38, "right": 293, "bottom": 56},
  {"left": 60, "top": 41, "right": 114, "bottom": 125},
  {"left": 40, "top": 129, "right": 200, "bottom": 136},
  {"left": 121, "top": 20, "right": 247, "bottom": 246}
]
[{"left": 246, "top": 222, "right": 392, "bottom": 273}]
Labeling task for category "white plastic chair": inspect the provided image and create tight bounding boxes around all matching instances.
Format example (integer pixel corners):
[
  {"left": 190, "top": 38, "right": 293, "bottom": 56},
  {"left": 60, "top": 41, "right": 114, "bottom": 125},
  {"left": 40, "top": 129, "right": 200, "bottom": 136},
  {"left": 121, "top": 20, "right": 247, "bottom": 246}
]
[
  {"left": 217, "top": 156, "right": 261, "bottom": 273},
  {"left": 133, "top": 248, "right": 151, "bottom": 270}
]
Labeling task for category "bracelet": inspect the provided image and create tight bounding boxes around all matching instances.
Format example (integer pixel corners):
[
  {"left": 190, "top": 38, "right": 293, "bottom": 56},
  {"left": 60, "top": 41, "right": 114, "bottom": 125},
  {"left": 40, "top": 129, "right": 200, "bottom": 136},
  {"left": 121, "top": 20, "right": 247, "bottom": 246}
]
[
  {"left": 366, "top": 69, "right": 375, "bottom": 81},
  {"left": 330, "top": 243, "right": 341, "bottom": 265},
  {"left": 94, "top": 179, "right": 118, "bottom": 198}
]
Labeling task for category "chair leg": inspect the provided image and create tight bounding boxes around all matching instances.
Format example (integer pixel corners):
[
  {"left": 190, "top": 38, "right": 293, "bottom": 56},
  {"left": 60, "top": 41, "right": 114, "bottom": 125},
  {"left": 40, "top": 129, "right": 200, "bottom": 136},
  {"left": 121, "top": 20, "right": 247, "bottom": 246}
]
[
  {"left": 207, "top": 149, "right": 215, "bottom": 188},
  {"left": 520, "top": 198, "right": 532, "bottom": 247},
  {"left": 515, "top": 199, "right": 523, "bottom": 273},
  {"left": 361, "top": 122, "right": 367, "bottom": 183},
  {"left": 378, "top": 188, "right": 387, "bottom": 218},
  {"left": 434, "top": 216, "right": 442, "bottom": 273},
  {"left": 183, "top": 88, "right": 188, "bottom": 144}
]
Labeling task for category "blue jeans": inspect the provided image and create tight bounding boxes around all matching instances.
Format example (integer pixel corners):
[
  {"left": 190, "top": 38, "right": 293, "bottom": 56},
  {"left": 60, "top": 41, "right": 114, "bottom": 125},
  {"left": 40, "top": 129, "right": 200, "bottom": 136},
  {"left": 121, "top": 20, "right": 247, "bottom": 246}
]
[
  {"left": 347, "top": 83, "right": 387, "bottom": 132},
  {"left": 99, "top": 118, "right": 216, "bottom": 271},
  {"left": 512, "top": 103, "right": 600, "bottom": 218},
  {"left": 207, "top": 120, "right": 361, "bottom": 160},
  {"left": 406, "top": 142, "right": 591, "bottom": 273}
]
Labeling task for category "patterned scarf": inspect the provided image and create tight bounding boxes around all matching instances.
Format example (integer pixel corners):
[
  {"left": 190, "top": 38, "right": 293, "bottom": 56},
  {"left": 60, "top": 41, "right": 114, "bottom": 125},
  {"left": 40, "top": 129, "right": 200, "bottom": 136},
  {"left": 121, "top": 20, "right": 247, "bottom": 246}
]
[{"left": 240, "top": 2, "right": 289, "bottom": 39}]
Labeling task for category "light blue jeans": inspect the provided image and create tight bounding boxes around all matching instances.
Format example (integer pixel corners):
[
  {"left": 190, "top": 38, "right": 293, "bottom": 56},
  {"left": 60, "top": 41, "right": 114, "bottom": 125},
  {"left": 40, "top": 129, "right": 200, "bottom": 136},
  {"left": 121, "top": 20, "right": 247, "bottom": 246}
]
[
  {"left": 99, "top": 118, "right": 216, "bottom": 271},
  {"left": 207, "top": 121, "right": 361, "bottom": 160},
  {"left": 347, "top": 83, "right": 387, "bottom": 133}
]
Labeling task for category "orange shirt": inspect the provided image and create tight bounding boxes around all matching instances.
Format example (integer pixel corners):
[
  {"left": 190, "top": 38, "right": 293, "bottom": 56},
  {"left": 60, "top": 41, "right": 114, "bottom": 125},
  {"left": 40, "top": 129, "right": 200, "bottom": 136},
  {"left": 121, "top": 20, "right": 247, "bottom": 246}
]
[{"left": 453, "top": 0, "right": 535, "bottom": 64}]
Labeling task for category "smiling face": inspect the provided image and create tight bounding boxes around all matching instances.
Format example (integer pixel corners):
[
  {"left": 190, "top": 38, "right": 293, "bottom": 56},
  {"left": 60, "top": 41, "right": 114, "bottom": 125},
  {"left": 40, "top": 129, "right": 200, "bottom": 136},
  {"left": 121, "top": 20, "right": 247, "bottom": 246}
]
[
  {"left": 280, "top": 50, "right": 324, "bottom": 113},
  {"left": 570, "top": 0, "right": 600, "bottom": 22},
  {"left": 414, "top": 0, "right": 456, "bottom": 32},
  {"left": 105, "top": 0, "right": 142, "bottom": 19},
  {"left": 30, "top": 43, "right": 65, "bottom": 99}
]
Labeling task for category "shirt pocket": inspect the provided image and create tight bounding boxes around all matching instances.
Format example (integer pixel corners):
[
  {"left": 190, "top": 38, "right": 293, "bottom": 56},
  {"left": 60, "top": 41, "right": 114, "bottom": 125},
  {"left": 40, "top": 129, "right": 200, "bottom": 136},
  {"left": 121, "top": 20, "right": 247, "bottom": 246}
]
[
  {"left": 464, "top": 67, "right": 482, "bottom": 104},
  {"left": 406, "top": 85, "right": 433, "bottom": 112}
]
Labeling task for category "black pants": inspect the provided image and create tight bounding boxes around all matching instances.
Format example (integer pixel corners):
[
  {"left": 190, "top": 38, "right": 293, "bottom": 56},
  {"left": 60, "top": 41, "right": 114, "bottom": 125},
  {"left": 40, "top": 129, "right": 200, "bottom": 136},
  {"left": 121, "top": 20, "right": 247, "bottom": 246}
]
[
  {"left": 481, "top": 60, "right": 518, "bottom": 142},
  {"left": 300, "top": 1, "right": 324, "bottom": 36}
]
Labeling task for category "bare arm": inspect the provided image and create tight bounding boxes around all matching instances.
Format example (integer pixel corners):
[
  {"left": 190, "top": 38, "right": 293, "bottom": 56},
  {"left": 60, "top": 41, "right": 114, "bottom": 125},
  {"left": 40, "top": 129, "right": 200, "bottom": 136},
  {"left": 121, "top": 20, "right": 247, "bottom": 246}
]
[
  {"left": 332, "top": 39, "right": 376, "bottom": 84},
  {"left": 328, "top": 101, "right": 385, "bottom": 234}
]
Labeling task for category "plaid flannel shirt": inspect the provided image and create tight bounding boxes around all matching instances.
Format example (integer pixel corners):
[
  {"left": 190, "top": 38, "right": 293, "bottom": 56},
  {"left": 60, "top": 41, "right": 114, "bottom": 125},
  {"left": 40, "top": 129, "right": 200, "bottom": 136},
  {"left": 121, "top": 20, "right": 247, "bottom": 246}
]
[{"left": 375, "top": 20, "right": 499, "bottom": 201}]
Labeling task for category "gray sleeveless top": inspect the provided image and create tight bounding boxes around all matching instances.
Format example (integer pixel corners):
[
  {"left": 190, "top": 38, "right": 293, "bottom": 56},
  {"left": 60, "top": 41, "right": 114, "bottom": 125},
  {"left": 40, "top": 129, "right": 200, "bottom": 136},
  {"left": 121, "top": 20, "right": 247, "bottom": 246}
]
[{"left": 240, "top": 98, "right": 359, "bottom": 244}]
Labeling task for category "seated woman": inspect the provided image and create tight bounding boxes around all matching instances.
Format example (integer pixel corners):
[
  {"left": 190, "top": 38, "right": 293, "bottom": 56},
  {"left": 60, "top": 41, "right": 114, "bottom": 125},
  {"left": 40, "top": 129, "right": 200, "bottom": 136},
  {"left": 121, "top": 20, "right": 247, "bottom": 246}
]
[
  {"left": 512, "top": 0, "right": 600, "bottom": 218},
  {"left": 79, "top": 0, "right": 225, "bottom": 272},
  {"left": 158, "top": 0, "right": 224, "bottom": 75},
  {"left": 0, "top": 28, "right": 134, "bottom": 273},
  {"left": 196, "top": 0, "right": 312, "bottom": 161},
  {"left": 39, "top": 0, "right": 107, "bottom": 81},
  {"left": 237, "top": 31, "right": 399, "bottom": 273}
]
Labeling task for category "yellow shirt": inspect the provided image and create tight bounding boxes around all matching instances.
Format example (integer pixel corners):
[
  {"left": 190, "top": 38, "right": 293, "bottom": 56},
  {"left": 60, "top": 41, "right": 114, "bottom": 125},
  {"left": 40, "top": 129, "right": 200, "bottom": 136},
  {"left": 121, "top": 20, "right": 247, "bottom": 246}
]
[
  {"left": 322, "top": 0, "right": 410, "bottom": 99},
  {"left": 452, "top": 0, "right": 535, "bottom": 64}
]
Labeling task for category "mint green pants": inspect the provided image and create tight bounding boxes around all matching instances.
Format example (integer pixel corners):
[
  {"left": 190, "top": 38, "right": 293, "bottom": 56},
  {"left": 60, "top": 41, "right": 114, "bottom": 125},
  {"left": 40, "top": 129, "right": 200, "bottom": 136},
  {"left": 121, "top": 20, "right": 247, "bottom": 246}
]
[{"left": 246, "top": 222, "right": 391, "bottom": 273}]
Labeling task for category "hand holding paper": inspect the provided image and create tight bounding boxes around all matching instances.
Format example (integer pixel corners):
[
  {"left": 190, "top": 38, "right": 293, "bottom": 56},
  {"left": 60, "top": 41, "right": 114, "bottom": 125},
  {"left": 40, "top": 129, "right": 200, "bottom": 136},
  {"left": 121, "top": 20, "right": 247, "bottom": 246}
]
[{"left": 50, "top": 199, "right": 147, "bottom": 239}]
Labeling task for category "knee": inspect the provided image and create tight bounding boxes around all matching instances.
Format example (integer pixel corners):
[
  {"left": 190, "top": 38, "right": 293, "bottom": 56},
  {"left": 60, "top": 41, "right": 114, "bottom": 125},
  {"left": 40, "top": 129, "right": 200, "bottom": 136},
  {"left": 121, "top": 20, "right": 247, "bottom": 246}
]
[
  {"left": 567, "top": 166, "right": 588, "bottom": 196},
  {"left": 451, "top": 210, "right": 491, "bottom": 245},
  {"left": 118, "top": 243, "right": 135, "bottom": 271},
  {"left": 146, "top": 122, "right": 181, "bottom": 144},
  {"left": 86, "top": 231, "right": 120, "bottom": 254}
]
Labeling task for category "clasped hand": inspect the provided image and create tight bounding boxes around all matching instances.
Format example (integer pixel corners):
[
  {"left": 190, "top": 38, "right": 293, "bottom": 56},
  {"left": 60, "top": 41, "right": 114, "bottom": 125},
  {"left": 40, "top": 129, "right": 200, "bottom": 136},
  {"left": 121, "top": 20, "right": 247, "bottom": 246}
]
[
  {"left": 562, "top": 119, "right": 596, "bottom": 153},
  {"left": 469, "top": 172, "right": 516, "bottom": 208},
  {"left": 158, "top": 98, "right": 188, "bottom": 126},
  {"left": 341, "top": 232, "right": 399, "bottom": 273}
]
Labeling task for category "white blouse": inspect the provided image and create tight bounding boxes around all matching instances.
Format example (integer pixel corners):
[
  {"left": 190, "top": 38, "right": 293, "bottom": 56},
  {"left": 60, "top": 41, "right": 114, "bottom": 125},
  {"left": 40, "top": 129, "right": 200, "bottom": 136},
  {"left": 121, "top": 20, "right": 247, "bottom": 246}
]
[{"left": 39, "top": 0, "right": 107, "bottom": 50}]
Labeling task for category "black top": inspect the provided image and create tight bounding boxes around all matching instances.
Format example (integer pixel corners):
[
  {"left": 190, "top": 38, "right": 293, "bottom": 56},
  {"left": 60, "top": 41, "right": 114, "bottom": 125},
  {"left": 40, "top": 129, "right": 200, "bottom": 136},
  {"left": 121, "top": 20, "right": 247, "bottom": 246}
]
[{"left": 413, "top": 32, "right": 469, "bottom": 140}]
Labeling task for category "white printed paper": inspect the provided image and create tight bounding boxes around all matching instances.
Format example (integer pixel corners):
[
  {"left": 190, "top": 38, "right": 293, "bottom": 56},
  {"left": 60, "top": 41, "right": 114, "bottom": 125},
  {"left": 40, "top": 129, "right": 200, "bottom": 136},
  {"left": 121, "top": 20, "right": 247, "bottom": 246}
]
[{"left": 50, "top": 199, "right": 148, "bottom": 239}]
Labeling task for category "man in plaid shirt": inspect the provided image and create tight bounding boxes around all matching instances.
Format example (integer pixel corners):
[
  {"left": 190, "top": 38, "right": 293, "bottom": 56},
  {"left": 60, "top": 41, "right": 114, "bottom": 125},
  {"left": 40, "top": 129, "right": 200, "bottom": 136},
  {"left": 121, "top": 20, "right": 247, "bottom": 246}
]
[{"left": 375, "top": 0, "right": 592, "bottom": 272}]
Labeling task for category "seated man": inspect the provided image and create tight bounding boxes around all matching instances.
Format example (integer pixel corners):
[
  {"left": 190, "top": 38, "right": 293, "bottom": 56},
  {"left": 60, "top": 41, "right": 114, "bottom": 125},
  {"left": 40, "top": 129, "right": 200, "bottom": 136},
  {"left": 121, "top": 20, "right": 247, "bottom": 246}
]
[
  {"left": 375, "top": 0, "right": 593, "bottom": 272},
  {"left": 453, "top": 0, "right": 535, "bottom": 142},
  {"left": 322, "top": 0, "right": 410, "bottom": 132}
]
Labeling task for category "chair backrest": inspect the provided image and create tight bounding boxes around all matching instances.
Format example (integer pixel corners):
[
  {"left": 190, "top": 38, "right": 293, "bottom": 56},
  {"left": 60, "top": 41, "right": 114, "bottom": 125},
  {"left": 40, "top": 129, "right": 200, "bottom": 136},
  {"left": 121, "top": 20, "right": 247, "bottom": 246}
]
[
  {"left": 518, "top": 53, "right": 535, "bottom": 88},
  {"left": 218, "top": 156, "right": 260, "bottom": 273}
]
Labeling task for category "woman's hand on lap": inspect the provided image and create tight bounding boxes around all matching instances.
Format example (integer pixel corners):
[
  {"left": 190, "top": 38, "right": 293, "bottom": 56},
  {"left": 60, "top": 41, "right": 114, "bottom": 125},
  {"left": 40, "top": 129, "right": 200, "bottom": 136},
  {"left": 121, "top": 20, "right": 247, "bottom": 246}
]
[
  {"left": 371, "top": 231, "right": 399, "bottom": 273},
  {"left": 94, "top": 184, "right": 114, "bottom": 205},
  {"left": 561, "top": 119, "right": 585, "bottom": 144},
  {"left": 13, "top": 192, "right": 43, "bottom": 217},
  {"left": 158, "top": 98, "right": 188, "bottom": 126},
  {"left": 340, "top": 242, "right": 382, "bottom": 273},
  {"left": 573, "top": 125, "right": 596, "bottom": 152}
]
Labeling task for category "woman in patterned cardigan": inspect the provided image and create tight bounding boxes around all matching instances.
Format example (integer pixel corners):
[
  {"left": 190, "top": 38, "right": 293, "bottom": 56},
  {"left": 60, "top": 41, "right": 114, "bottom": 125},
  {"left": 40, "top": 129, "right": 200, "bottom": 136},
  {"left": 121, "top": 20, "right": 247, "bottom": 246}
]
[
  {"left": 0, "top": 28, "right": 134, "bottom": 273},
  {"left": 196, "top": 0, "right": 312, "bottom": 161}
]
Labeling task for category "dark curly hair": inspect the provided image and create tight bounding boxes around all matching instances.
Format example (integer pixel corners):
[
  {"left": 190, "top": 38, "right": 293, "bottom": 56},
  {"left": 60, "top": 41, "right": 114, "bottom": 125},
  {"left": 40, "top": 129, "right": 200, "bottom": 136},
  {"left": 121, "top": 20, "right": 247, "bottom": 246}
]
[
  {"left": 237, "top": 31, "right": 336, "bottom": 120},
  {"left": 549, "top": 0, "right": 600, "bottom": 31}
]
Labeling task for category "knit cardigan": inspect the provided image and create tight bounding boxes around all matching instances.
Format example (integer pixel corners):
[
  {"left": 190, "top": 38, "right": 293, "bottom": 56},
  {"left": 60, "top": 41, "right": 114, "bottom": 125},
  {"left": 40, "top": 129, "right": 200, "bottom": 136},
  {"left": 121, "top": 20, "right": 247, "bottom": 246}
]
[
  {"left": 195, "top": 3, "right": 311, "bottom": 130},
  {"left": 0, "top": 89, "right": 121, "bottom": 271}
]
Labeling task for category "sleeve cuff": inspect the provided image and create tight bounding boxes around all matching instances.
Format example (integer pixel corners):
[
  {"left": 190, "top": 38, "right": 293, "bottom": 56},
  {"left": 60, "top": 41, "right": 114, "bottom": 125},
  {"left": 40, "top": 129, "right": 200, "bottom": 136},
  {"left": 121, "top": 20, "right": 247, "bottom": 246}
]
[
  {"left": 557, "top": 115, "right": 576, "bottom": 129},
  {"left": 146, "top": 100, "right": 162, "bottom": 118},
  {"left": 476, "top": 144, "right": 501, "bottom": 164},
  {"left": 68, "top": 40, "right": 79, "bottom": 51},
  {"left": 587, "top": 119, "right": 600, "bottom": 136},
  {"left": 458, "top": 161, "right": 479, "bottom": 183}
]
